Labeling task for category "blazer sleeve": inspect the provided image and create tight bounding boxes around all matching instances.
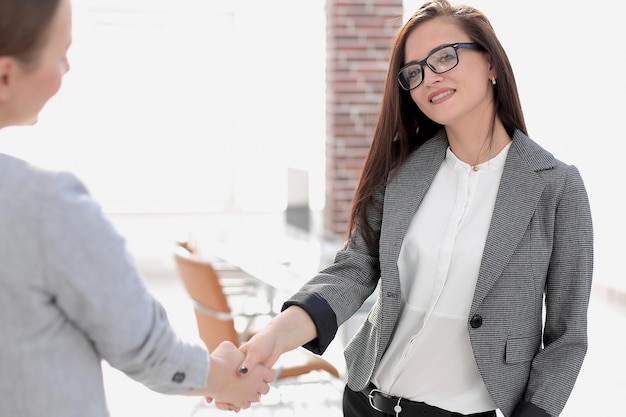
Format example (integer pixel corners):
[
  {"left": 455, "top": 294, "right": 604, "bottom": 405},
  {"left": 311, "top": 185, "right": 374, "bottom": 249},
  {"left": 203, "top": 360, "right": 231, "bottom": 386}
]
[
  {"left": 519, "top": 165, "right": 593, "bottom": 416},
  {"left": 283, "top": 187, "right": 385, "bottom": 355},
  {"left": 40, "top": 171, "right": 209, "bottom": 394}
]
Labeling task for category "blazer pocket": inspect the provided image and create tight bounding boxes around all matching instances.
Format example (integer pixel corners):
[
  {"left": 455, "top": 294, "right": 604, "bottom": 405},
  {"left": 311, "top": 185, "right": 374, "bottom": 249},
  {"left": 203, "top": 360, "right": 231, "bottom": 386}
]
[{"left": 505, "top": 334, "right": 541, "bottom": 364}]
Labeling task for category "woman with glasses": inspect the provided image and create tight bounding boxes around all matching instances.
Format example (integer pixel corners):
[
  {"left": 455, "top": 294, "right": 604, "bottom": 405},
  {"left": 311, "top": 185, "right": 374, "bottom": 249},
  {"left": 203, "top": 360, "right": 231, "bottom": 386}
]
[
  {"left": 0, "top": 0, "right": 274, "bottom": 415},
  {"left": 235, "top": 1, "right": 593, "bottom": 416}
]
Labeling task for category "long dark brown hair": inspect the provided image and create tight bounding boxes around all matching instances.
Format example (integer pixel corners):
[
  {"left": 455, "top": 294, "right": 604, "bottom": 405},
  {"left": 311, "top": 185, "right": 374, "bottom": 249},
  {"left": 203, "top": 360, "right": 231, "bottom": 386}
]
[
  {"left": 0, "top": 0, "right": 61, "bottom": 68},
  {"left": 347, "top": 0, "right": 527, "bottom": 252}
]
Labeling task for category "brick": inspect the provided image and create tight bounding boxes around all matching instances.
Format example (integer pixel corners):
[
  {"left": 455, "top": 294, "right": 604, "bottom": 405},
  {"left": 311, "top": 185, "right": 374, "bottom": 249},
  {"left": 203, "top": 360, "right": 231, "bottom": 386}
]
[{"left": 325, "top": 0, "right": 403, "bottom": 237}]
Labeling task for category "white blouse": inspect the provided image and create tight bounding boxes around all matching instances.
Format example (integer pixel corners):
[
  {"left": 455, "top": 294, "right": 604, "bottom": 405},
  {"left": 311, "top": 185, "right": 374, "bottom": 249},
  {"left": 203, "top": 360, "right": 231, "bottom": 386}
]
[{"left": 371, "top": 142, "right": 511, "bottom": 414}]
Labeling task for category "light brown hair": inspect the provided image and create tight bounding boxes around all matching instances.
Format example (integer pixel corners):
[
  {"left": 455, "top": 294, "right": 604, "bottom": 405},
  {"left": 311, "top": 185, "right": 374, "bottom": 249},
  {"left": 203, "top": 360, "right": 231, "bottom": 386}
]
[
  {"left": 0, "top": 0, "right": 62, "bottom": 68},
  {"left": 348, "top": 0, "right": 527, "bottom": 251}
]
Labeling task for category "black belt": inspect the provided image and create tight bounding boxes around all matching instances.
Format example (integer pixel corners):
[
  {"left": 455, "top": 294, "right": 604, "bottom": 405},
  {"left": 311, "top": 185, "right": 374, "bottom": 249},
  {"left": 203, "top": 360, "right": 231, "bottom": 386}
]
[{"left": 362, "top": 384, "right": 495, "bottom": 417}]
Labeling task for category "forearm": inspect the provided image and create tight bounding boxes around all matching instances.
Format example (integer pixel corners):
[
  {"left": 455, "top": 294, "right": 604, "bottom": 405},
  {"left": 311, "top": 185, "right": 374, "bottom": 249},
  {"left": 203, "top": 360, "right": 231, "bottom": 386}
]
[
  {"left": 238, "top": 304, "right": 318, "bottom": 372},
  {"left": 267, "top": 305, "right": 318, "bottom": 354}
]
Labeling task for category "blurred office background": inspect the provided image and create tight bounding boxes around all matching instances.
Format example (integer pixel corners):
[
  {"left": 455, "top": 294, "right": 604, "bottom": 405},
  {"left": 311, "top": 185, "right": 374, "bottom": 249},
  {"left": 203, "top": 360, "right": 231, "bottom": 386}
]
[
  {"left": 1, "top": 0, "right": 624, "bottom": 415},
  {"left": 2, "top": 0, "right": 623, "bottom": 293}
]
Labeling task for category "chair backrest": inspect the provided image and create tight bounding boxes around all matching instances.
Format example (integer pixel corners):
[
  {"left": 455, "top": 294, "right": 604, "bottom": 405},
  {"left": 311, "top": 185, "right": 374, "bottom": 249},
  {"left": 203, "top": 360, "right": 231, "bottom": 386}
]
[{"left": 173, "top": 245, "right": 239, "bottom": 352}]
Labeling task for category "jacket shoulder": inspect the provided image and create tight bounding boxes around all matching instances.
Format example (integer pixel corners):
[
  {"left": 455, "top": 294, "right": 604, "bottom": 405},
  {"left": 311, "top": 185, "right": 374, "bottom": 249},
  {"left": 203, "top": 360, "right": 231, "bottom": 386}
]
[{"left": 510, "top": 130, "right": 558, "bottom": 172}]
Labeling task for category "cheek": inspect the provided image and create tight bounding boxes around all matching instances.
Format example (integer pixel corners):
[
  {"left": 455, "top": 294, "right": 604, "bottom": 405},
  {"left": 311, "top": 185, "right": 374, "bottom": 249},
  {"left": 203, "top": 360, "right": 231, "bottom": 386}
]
[
  {"left": 410, "top": 90, "right": 432, "bottom": 117},
  {"left": 409, "top": 90, "right": 426, "bottom": 111},
  {"left": 46, "top": 69, "right": 64, "bottom": 97},
  {"left": 35, "top": 66, "right": 64, "bottom": 106}
]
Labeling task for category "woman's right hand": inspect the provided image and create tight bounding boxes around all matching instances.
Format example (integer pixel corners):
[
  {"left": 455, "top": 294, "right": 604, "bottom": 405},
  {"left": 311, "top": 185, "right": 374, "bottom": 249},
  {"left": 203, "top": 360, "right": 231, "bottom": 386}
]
[
  {"left": 206, "top": 321, "right": 285, "bottom": 411},
  {"left": 210, "top": 306, "right": 318, "bottom": 411},
  {"left": 238, "top": 327, "right": 283, "bottom": 371},
  {"left": 239, "top": 305, "right": 317, "bottom": 373},
  {"left": 203, "top": 341, "right": 275, "bottom": 410}
]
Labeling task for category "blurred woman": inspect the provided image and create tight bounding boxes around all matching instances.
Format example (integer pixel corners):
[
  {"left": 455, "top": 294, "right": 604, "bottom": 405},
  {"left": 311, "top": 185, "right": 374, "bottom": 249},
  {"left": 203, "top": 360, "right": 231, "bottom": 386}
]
[{"left": 0, "top": 0, "right": 273, "bottom": 415}]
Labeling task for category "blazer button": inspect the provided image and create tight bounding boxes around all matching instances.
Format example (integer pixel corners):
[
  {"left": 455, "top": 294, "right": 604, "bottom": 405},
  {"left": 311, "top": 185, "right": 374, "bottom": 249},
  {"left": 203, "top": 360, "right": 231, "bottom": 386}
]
[
  {"left": 172, "top": 371, "right": 186, "bottom": 383},
  {"left": 470, "top": 314, "right": 483, "bottom": 329}
]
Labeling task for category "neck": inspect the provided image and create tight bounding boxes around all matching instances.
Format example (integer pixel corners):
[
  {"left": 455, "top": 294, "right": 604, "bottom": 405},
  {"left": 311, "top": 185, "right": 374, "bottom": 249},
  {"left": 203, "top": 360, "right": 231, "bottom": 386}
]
[{"left": 445, "top": 118, "right": 510, "bottom": 167}]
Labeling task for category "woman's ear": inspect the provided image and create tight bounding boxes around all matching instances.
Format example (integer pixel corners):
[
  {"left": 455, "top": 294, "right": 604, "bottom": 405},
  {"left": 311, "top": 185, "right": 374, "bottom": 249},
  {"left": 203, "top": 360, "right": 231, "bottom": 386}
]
[
  {"left": 487, "top": 55, "right": 497, "bottom": 80},
  {"left": 0, "top": 57, "right": 15, "bottom": 101}
]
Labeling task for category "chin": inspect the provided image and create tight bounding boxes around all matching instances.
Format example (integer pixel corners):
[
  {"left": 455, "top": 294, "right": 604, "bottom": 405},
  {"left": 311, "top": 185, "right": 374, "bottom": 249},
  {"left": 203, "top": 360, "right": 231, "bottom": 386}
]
[{"left": 23, "top": 115, "right": 39, "bottom": 126}]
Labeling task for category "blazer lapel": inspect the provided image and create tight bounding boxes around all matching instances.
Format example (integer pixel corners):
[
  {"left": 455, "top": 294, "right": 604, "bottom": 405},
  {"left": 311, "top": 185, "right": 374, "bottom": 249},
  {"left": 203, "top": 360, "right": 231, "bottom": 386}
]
[
  {"left": 471, "top": 131, "right": 553, "bottom": 309},
  {"left": 380, "top": 132, "right": 448, "bottom": 278},
  {"left": 380, "top": 129, "right": 554, "bottom": 312}
]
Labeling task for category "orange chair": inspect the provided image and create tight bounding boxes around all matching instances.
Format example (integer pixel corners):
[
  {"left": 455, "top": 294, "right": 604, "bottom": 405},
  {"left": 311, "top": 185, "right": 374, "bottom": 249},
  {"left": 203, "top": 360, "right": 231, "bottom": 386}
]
[
  {"left": 176, "top": 239, "right": 259, "bottom": 298},
  {"left": 173, "top": 243, "right": 340, "bottom": 380}
]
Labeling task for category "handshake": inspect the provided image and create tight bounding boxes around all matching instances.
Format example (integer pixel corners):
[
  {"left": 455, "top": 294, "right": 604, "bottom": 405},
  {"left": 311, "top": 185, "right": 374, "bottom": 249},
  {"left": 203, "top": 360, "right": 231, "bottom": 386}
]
[
  {"left": 194, "top": 340, "right": 276, "bottom": 412},
  {"left": 190, "top": 305, "right": 318, "bottom": 412}
]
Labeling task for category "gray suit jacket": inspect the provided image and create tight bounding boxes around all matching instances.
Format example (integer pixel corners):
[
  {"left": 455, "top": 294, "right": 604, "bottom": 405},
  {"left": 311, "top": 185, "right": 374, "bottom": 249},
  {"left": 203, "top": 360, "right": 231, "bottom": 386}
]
[
  {"left": 286, "top": 130, "right": 593, "bottom": 417},
  {"left": 0, "top": 154, "right": 208, "bottom": 416}
]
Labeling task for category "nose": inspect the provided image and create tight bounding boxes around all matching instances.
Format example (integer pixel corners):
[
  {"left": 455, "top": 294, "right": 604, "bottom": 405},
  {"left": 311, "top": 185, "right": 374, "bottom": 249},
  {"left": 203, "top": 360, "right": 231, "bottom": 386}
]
[
  {"left": 421, "top": 66, "right": 443, "bottom": 86},
  {"left": 62, "top": 57, "right": 71, "bottom": 75}
]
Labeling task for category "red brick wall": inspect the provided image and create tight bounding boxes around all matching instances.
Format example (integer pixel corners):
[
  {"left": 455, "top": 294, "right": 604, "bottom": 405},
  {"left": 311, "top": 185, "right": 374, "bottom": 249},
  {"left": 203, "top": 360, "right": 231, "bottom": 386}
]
[{"left": 325, "top": 0, "right": 404, "bottom": 239}]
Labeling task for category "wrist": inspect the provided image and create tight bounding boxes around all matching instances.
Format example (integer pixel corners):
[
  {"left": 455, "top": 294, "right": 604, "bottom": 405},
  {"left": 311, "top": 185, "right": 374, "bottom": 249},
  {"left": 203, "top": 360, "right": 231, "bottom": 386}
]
[
  {"left": 270, "top": 305, "right": 317, "bottom": 352},
  {"left": 204, "top": 355, "right": 226, "bottom": 398}
]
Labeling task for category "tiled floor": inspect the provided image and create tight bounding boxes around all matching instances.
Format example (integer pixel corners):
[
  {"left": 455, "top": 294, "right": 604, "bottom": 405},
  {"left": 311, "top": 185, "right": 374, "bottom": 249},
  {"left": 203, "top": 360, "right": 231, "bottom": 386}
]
[{"left": 103, "top": 273, "right": 626, "bottom": 417}]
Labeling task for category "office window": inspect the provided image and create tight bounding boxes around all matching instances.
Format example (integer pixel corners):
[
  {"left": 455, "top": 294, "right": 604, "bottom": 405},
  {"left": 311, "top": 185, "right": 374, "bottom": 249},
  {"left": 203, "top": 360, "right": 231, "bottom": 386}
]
[{"left": 2, "top": 0, "right": 326, "bottom": 214}]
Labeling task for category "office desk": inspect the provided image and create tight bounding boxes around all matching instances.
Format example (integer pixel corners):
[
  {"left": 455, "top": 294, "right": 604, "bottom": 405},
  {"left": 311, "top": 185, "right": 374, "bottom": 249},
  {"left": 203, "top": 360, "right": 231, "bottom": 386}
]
[
  {"left": 202, "top": 235, "right": 376, "bottom": 348},
  {"left": 200, "top": 234, "right": 337, "bottom": 313}
]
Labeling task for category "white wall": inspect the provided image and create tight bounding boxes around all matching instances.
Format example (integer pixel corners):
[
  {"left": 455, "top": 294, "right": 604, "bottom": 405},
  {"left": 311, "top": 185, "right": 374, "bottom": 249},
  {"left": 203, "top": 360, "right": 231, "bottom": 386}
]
[
  {"left": 2, "top": 0, "right": 327, "bottom": 214},
  {"left": 2, "top": 0, "right": 622, "bottom": 291}
]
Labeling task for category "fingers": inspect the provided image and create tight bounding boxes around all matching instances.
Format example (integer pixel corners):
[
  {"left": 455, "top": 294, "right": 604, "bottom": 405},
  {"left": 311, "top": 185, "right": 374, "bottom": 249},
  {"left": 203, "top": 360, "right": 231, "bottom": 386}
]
[
  {"left": 208, "top": 340, "right": 277, "bottom": 410},
  {"left": 258, "top": 381, "right": 271, "bottom": 396},
  {"left": 242, "top": 365, "right": 271, "bottom": 390},
  {"left": 215, "top": 401, "right": 241, "bottom": 412},
  {"left": 237, "top": 340, "right": 278, "bottom": 375},
  {"left": 208, "top": 344, "right": 274, "bottom": 410},
  {"left": 262, "top": 366, "right": 276, "bottom": 385},
  {"left": 237, "top": 341, "right": 253, "bottom": 374},
  {"left": 214, "top": 341, "right": 244, "bottom": 363}
]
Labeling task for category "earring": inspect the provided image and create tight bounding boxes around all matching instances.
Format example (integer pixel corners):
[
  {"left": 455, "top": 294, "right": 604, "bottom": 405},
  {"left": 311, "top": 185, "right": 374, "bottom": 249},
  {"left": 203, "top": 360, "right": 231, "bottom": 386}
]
[{"left": 490, "top": 77, "right": 497, "bottom": 85}]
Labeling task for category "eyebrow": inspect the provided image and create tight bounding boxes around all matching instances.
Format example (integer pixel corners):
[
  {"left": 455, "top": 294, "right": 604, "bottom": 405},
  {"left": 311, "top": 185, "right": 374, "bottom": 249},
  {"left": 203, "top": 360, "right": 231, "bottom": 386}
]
[{"left": 404, "top": 42, "right": 456, "bottom": 66}]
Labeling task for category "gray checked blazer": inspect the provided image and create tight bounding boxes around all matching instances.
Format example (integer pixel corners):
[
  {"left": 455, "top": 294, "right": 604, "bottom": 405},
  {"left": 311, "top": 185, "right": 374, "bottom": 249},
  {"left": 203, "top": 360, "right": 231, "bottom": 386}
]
[
  {"left": 0, "top": 154, "right": 208, "bottom": 416},
  {"left": 285, "top": 129, "right": 593, "bottom": 417}
]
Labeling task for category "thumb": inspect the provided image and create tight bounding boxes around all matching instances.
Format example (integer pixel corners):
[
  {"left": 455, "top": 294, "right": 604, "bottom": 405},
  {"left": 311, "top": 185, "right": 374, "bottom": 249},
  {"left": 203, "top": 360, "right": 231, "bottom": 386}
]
[
  {"left": 237, "top": 343, "right": 255, "bottom": 375},
  {"left": 262, "top": 366, "right": 277, "bottom": 384},
  {"left": 237, "top": 342, "right": 276, "bottom": 374},
  {"left": 237, "top": 353, "right": 276, "bottom": 384},
  {"left": 238, "top": 351, "right": 281, "bottom": 375}
]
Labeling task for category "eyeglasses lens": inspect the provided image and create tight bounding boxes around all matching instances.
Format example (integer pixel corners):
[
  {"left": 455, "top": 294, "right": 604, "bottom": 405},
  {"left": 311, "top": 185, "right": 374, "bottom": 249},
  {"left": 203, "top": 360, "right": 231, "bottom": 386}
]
[
  {"left": 399, "top": 45, "right": 459, "bottom": 90},
  {"left": 399, "top": 65, "right": 423, "bottom": 91},
  {"left": 427, "top": 46, "right": 458, "bottom": 73}
]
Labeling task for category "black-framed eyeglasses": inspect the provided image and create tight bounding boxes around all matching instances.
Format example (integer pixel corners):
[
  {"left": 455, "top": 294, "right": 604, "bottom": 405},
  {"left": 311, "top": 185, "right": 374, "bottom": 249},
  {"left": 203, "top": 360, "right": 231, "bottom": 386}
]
[{"left": 398, "top": 42, "right": 484, "bottom": 91}]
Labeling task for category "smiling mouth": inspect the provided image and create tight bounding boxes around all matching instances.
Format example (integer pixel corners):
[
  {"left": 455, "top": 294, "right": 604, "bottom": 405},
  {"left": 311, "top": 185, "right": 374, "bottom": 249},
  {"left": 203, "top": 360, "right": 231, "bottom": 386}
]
[{"left": 430, "top": 89, "right": 455, "bottom": 103}]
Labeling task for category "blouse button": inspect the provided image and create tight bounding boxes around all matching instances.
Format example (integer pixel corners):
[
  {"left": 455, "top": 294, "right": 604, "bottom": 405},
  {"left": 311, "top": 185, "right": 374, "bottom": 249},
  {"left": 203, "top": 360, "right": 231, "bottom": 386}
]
[{"left": 470, "top": 314, "right": 483, "bottom": 329}]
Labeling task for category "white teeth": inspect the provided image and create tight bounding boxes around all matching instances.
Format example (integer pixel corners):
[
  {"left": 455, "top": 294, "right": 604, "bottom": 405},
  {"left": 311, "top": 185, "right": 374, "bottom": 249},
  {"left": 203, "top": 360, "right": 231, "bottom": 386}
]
[{"left": 430, "top": 90, "right": 454, "bottom": 102}]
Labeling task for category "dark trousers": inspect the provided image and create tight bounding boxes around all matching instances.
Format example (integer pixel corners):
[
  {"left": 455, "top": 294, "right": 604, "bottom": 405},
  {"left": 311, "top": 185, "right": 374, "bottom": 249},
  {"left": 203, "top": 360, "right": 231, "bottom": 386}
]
[
  {"left": 343, "top": 384, "right": 381, "bottom": 417},
  {"left": 342, "top": 384, "right": 497, "bottom": 417}
]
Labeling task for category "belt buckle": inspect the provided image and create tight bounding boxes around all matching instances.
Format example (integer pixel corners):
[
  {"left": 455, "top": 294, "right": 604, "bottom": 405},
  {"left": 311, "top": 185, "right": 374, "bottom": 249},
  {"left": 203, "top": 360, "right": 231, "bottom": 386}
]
[{"left": 368, "top": 388, "right": 403, "bottom": 416}]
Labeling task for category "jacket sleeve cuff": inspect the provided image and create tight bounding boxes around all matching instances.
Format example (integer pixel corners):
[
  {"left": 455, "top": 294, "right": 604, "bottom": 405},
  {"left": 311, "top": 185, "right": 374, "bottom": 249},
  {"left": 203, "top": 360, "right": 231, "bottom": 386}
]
[
  {"left": 511, "top": 401, "right": 552, "bottom": 417},
  {"left": 282, "top": 292, "right": 338, "bottom": 355}
]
